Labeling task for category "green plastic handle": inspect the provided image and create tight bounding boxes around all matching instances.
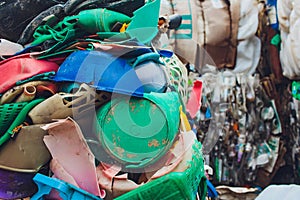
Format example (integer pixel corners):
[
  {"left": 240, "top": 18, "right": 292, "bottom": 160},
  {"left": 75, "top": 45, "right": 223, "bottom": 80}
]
[
  {"left": 0, "top": 99, "right": 44, "bottom": 146},
  {"left": 131, "top": 52, "right": 160, "bottom": 68}
]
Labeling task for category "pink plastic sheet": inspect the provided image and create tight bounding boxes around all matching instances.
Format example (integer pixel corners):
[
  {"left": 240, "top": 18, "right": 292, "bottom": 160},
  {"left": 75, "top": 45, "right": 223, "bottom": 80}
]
[{"left": 42, "top": 118, "right": 105, "bottom": 198}]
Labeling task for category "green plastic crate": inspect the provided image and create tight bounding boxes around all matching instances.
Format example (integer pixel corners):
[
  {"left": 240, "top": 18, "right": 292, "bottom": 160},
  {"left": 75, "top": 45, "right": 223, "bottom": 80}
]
[{"left": 115, "top": 140, "right": 207, "bottom": 200}]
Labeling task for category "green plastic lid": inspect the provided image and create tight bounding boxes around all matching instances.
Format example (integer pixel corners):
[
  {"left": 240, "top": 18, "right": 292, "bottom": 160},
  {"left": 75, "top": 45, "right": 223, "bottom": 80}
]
[{"left": 94, "top": 92, "right": 180, "bottom": 170}]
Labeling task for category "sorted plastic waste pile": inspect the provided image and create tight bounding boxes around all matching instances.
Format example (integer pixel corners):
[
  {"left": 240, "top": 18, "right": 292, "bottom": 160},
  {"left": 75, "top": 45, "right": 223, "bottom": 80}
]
[
  {"left": 192, "top": 0, "right": 300, "bottom": 190},
  {"left": 0, "top": 0, "right": 207, "bottom": 199},
  {"left": 158, "top": 0, "right": 300, "bottom": 196},
  {"left": 194, "top": 72, "right": 284, "bottom": 187}
]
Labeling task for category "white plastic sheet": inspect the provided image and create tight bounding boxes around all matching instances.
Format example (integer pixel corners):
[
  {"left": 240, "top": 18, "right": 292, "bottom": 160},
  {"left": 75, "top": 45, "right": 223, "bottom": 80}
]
[{"left": 256, "top": 184, "right": 300, "bottom": 200}]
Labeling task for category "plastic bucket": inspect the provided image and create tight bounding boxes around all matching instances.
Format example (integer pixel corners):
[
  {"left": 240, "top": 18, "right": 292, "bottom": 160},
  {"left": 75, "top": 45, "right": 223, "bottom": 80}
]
[{"left": 93, "top": 92, "right": 181, "bottom": 170}]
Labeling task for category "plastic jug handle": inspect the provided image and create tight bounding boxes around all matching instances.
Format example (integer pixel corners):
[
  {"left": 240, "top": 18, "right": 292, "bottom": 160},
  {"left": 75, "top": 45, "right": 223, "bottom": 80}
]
[{"left": 131, "top": 52, "right": 160, "bottom": 68}]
